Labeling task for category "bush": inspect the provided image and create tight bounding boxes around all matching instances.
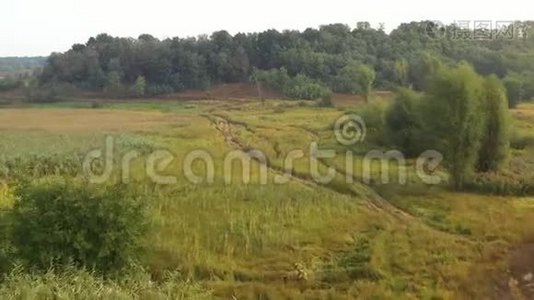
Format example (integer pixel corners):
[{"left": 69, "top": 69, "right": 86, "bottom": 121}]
[
  {"left": 11, "top": 178, "right": 148, "bottom": 273},
  {"left": 255, "top": 68, "right": 332, "bottom": 101},
  {"left": 284, "top": 74, "right": 331, "bottom": 100},
  {"left": 253, "top": 68, "right": 290, "bottom": 92}
]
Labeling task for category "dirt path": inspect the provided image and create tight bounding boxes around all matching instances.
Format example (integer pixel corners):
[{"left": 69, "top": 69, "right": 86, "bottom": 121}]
[
  {"left": 205, "top": 113, "right": 415, "bottom": 220},
  {"left": 203, "top": 113, "right": 480, "bottom": 246}
]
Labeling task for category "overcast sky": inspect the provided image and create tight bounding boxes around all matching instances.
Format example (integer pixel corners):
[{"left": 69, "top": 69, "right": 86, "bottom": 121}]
[{"left": 1, "top": 0, "right": 532, "bottom": 57}]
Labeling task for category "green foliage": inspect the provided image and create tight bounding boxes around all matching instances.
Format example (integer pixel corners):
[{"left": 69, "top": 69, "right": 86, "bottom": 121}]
[
  {"left": 253, "top": 68, "right": 290, "bottom": 93},
  {"left": 284, "top": 74, "right": 331, "bottom": 101},
  {"left": 350, "top": 101, "right": 389, "bottom": 146},
  {"left": 333, "top": 63, "right": 376, "bottom": 102},
  {"left": 390, "top": 63, "right": 513, "bottom": 189},
  {"left": 503, "top": 74, "right": 523, "bottom": 108},
  {"left": 254, "top": 68, "right": 332, "bottom": 101},
  {"left": 407, "top": 52, "right": 443, "bottom": 90},
  {"left": 385, "top": 88, "right": 425, "bottom": 157},
  {"left": 134, "top": 75, "right": 146, "bottom": 97},
  {"left": 0, "top": 153, "right": 81, "bottom": 183},
  {"left": 519, "top": 71, "right": 534, "bottom": 101},
  {"left": 334, "top": 63, "right": 362, "bottom": 94},
  {"left": 476, "top": 76, "right": 510, "bottom": 172},
  {"left": 394, "top": 58, "right": 409, "bottom": 86},
  {"left": 355, "top": 65, "right": 375, "bottom": 103},
  {"left": 35, "top": 21, "right": 534, "bottom": 96},
  {"left": 11, "top": 178, "right": 148, "bottom": 273},
  {"left": 423, "top": 63, "right": 484, "bottom": 189}
]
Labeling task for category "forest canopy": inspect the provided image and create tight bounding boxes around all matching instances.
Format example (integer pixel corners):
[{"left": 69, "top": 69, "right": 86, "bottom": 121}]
[{"left": 34, "top": 21, "right": 534, "bottom": 103}]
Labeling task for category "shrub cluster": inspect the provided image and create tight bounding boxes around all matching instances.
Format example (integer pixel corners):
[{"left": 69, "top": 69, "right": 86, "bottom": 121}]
[
  {"left": 254, "top": 68, "right": 332, "bottom": 102},
  {"left": 3, "top": 177, "right": 148, "bottom": 274}
]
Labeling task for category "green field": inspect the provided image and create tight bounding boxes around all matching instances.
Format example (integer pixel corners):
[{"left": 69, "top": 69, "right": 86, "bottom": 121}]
[{"left": 1, "top": 99, "right": 534, "bottom": 299}]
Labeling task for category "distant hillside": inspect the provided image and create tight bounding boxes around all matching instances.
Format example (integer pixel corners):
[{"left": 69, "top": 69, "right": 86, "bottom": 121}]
[{"left": 0, "top": 57, "right": 47, "bottom": 77}]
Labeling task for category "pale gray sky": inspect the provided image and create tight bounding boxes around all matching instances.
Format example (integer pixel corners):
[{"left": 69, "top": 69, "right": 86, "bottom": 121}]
[{"left": 1, "top": 0, "right": 532, "bottom": 56}]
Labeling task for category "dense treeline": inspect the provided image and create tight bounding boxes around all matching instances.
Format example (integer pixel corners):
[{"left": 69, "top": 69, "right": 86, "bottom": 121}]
[{"left": 35, "top": 21, "right": 534, "bottom": 104}]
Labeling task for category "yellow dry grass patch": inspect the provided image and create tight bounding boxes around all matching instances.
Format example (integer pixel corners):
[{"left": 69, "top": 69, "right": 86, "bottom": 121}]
[
  {"left": 512, "top": 103, "right": 534, "bottom": 118},
  {"left": 0, "top": 109, "right": 189, "bottom": 133}
]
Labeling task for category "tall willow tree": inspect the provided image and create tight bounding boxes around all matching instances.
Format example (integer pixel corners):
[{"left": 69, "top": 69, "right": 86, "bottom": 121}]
[
  {"left": 476, "top": 75, "right": 510, "bottom": 172},
  {"left": 424, "top": 63, "right": 484, "bottom": 189}
]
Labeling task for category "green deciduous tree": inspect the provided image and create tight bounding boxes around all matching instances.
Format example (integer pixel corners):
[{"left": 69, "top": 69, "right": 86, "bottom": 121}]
[
  {"left": 423, "top": 63, "right": 484, "bottom": 189},
  {"left": 503, "top": 74, "right": 523, "bottom": 108},
  {"left": 476, "top": 75, "right": 510, "bottom": 172},
  {"left": 134, "top": 75, "right": 146, "bottom": 97}
]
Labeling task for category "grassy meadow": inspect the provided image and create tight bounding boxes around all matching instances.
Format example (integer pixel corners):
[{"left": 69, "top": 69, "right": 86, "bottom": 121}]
[{"left": 1, "top": 98, "right": 534, "bottom": 299}]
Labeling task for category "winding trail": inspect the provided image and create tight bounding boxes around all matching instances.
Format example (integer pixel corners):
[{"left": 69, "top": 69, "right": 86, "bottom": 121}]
[
  {"left": 203, "top": 112, "right": 475, "bottom": 242},
  {"left": 204, "top": 113, "right": 411, "bottom": 218}
]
